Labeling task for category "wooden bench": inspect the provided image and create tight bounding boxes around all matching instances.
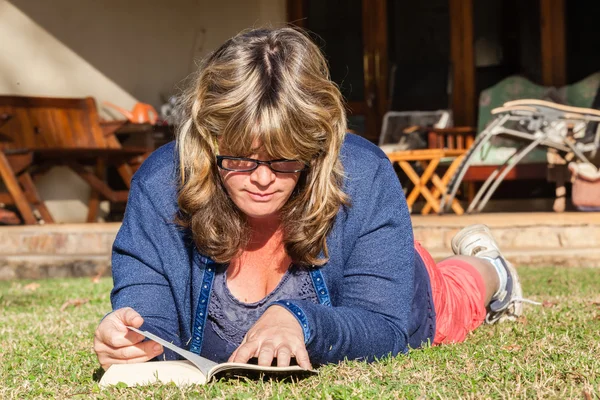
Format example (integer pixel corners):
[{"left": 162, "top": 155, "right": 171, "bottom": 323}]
[{"left": 0, "top": 96, "right": 152, "bottom": 224}]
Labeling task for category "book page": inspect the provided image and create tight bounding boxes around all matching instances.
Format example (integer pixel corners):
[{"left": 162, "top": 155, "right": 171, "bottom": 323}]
[
  {"left": 99, "top": 360, "right": 207, "bottom": 387},
  {"left": 127, "top": 326, "right": 218, "bottom": 376},
  {"left": 120, "top": 326, "right": 317, "bottom": 384}
]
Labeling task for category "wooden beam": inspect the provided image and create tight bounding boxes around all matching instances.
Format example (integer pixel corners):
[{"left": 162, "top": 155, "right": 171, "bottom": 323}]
[
  {"left": 449, "top": 0, "right": 476, "bottom": 127},
  {"left": 67, "top": 162, "right": 129, "bottom": 203},
  {"left": 361, "top": 0, "right": 377, "bottom": 141},
  {"left": 286, "top": 0, "right": 307, "bottom": 28},
  {"left": 285, "top": 0, "right": 387, "bottom": 142},
  {"left": 372, "top": 0, "right": 389, "bottom": 132},
  {"left": 0, "top": 152, "right": 37, "bottom": 224},
  {"left": 6, "top": 152, "right": 33, "bottom": 175},
  {"left": 360, "top": 0, "right": 389, "bottom": 142},
  {"left": 18, "top": 172, "right": 54, "bottom": 223},
  {"left": 0, "top": 193, "right": 14, "bottom": 203},
  {"left": 540, "top": 0, "right": 566, "bottom": 86}
]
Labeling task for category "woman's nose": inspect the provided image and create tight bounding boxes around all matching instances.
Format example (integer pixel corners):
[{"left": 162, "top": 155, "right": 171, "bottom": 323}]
[{"left": 249, "top": 164, "right": 276, "bottom": 186}]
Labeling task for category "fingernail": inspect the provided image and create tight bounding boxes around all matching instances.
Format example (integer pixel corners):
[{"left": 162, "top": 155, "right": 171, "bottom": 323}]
[{"left": 153, "top": 344, "right": 162, "bottom": 353}]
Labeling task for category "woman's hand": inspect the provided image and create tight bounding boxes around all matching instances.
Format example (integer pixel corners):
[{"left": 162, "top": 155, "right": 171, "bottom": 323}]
[
  {"left": 228, "top": 305, "right": 312, "bottom": 370},
  {"left": 93, "top": 307, "right": 163, "bottom": 370}
]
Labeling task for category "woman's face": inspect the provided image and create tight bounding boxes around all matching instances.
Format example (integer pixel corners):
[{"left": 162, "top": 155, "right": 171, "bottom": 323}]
[{"left": 218, "top": 150, "right": 301, "bottom": 221}]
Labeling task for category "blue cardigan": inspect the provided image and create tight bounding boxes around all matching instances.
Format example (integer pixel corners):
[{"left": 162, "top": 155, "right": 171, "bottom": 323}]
[{"left": 111, "top": 134, "right": 435, "bottom": 365}]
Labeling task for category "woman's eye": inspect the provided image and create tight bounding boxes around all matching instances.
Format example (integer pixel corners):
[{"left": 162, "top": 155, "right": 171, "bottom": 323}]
[{"left": 223, "top": 159, "right": 255, "bottom": 169}]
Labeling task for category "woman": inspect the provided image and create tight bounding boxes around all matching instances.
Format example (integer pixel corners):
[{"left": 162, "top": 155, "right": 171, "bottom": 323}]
[{"left": 94, "top": 27, "right": 528, "bottom": 371}]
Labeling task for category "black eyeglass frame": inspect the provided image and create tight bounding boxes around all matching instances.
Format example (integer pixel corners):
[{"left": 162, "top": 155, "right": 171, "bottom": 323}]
[{"left": 216, "top": 156, "right": 309, "bottom": 173}]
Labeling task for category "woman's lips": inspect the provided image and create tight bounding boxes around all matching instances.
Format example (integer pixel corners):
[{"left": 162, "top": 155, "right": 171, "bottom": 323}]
[{"left": 247, "top": 191, "right": 275, "bottom": 201}]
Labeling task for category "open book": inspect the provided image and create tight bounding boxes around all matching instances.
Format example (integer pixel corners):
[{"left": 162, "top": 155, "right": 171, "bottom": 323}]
[{"left": 99, "top": 326, "right": 317, "bottom": 387}]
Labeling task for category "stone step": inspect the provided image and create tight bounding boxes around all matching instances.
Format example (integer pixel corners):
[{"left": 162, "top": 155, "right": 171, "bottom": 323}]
[
  {"left": 0, "top": 223, "right": 120, "bottom": 256},
  {"left": 412, "top": 212, "right": 600, "bottom": 253},
  {"left": 1, "top": 212, "right": 599, "bottom": 280},
  {"left": 0, "top": 223, "right": 118, "bottom": 280}
]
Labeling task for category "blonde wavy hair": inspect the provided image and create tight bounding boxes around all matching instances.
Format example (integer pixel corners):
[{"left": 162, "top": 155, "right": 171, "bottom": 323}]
[{"left": 176, "top": 27, "right": 348, "bottom": 266}]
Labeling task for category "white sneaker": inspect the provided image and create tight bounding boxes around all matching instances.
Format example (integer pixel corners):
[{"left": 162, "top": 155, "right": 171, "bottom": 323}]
[{"left": 451, "top": 224, "right": 525, "bottom": 324}]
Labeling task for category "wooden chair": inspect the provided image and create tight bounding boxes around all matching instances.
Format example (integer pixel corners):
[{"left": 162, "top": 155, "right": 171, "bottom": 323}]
[
  {"left": 386, "top": 149, "right": 466, "bottom": 215},
  {"left": 378, "top": 112, "right": 466, "bottom": 215},
  {"left": 0, "top": 96, "right": 152, "bottom": 224}
]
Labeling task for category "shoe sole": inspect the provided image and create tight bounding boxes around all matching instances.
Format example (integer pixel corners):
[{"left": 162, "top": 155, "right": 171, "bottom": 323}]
[{"left": 451, "top": 224, "right": 493, "bottom": 255}]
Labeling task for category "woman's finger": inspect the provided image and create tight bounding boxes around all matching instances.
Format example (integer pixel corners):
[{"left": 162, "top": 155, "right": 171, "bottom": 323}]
[
  {"left": 228, "top": 348, "right": 238, "bottom": 363},
  {"left": 95, "top": 339, "right": 163, "bottom": 362},
  {"left": 118, "top": 307, "right": 144, "bottom": 328},
  {"left": 96, "top": 325, "right": 144, "bottom": 349},
  {"left": 257, "top": 341, "right": 276, "bottom": 366},
  {"left": 293, "top": 345, "right": 312, "bottom": 370},
  {"left": 230, "top": 340, "right": 259, "bottom": 364},
  {"left": 228, "top": 334, "right": 246, "bottom": 362},
  {"left": 95, "top": 309, "right": 146, "bottom": 349},
  {"left": 98, "top": 351, "right": 162, "bottom": 371},
  {"left": 113, "top": 339, "right": 163, "bottom": 360},
  {"left": 275, "top": 344, "right": 292, "bottom": 367}
]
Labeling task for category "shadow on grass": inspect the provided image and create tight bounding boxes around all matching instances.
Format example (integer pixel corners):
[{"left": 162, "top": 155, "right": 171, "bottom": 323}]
[{"left": 92, "top": 366, "right": 105, "bottom": 382}]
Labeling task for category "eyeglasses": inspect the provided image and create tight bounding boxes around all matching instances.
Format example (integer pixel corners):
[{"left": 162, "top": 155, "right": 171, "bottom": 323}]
[{"left": 216, "top": 156, "right": 308, "bottom": 173}]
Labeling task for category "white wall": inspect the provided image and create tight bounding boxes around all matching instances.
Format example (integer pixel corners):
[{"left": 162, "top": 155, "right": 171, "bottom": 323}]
[
  {"left": 0, "top": 0, "right": 287, "bottom": 222},
  {"left": 1, "top": 0, "right": 287, "bottom": 111}
]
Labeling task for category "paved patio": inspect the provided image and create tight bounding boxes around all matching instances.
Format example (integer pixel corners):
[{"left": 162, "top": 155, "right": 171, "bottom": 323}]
[{"left": 1, "top": 212, "right": 599, "bottom": 280}]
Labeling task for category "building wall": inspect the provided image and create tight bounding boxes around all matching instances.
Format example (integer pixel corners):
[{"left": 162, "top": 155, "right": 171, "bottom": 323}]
[
  {"left": 0, "top": 0, "right": 286, "bottom": 222},
  {"left": 1, "top": 0, "right": 287, "bottom": 110}
]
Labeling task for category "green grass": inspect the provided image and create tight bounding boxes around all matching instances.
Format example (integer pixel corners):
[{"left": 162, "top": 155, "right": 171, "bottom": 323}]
[{"left": 1, "top": 266, "right": 599, "bottom": 399}]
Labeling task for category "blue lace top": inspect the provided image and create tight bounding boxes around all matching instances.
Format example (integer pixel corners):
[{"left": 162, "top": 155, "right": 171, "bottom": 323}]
[{"left": 200, "top": 264, "right": 320, "bottom": 362}]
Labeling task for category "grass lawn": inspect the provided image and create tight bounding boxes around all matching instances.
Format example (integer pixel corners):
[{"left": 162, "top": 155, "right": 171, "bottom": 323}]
[{"left": 1, "top": 266, "right": 599, "bottom": 399}]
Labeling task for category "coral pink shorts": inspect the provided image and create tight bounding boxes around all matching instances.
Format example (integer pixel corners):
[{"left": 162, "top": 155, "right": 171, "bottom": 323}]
[{"left": 414, "top": 241, "right": 487, "bottom": 345}]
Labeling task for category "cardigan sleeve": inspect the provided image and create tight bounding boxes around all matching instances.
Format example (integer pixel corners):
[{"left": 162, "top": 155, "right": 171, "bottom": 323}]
[
  {"left": 274, "top": 155, "right": 415, "bottom": 365},
  {"left": 110, "top": 173, "right": 187, "bottom": 359}
]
